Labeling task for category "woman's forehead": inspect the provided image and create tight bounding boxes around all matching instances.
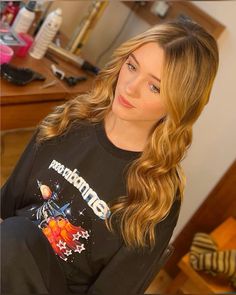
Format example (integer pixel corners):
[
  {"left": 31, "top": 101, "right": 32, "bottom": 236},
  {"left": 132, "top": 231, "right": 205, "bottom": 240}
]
[{"left": 130, "top": 42, "right": 164, "bottom": 82}]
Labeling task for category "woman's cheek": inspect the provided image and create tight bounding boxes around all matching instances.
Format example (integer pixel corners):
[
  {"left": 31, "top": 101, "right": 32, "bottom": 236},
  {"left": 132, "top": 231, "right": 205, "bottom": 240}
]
[{"left": 143, "top": 99, "right": 166, "bottom": 117}]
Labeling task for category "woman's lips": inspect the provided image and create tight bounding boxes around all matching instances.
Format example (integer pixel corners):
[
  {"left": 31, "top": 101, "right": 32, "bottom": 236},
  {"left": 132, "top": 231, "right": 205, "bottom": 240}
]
[{"left": 117, "top": 95, "right": 135, "bottom": 108}]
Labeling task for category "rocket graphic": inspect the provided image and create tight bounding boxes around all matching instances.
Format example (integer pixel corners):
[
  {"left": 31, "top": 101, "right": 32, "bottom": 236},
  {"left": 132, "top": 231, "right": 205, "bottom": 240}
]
[{"left": 35, "top": 180, "right": 89, "bottom": 260}]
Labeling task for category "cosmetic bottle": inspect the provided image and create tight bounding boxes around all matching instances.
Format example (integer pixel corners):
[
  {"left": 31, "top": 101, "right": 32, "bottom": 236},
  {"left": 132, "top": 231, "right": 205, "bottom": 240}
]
[
  {"left": 0, "top": 1, "right": 20, "bottom": 25},
  {"left": 30, "top": 8, "right": 62, "bottom": 59},
  {"left": 11, "top": 1, "right": 36, "bottom": 33}
]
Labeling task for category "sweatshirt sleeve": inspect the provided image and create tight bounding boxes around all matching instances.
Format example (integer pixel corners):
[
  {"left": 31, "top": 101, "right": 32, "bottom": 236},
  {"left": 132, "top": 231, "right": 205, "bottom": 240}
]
[
  {"left": 1, "top": 131, "right": 39, "bottom": 219},
  {"left": 87, "top": 198, "right": 181, "bottom": 295}
]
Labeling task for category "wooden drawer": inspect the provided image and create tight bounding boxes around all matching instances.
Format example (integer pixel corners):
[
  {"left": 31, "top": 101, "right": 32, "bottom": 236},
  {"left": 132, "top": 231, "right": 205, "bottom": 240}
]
[{"left": 1, "top": 100, "right": 65, "bottom": 130}]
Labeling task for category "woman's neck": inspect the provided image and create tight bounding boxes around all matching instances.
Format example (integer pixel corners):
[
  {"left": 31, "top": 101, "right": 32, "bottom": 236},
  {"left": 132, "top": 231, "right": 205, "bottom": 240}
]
[{"left": 104, "top": 111, "right": 152, "bottom": 152}]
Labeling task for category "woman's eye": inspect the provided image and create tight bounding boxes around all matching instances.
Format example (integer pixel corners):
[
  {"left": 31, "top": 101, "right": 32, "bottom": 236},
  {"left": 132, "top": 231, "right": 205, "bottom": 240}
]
[
  {"left": 126, "top": 62, "right": 160, "bottom": 94},
  {"left": 150, "top": 84, "right": 160, "bottom": 94},
  {"left": 126, "top": 62, "right": 136, "bottom": 71}
]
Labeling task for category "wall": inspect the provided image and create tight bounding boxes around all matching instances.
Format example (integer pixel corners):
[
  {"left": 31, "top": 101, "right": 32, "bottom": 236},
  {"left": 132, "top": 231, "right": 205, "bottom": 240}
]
[
  {"left": 50, "top": 1, "right": 236, "bottom": 238},
  {"left": 173, "top": 1, "right": 236, "bottom": 239}
]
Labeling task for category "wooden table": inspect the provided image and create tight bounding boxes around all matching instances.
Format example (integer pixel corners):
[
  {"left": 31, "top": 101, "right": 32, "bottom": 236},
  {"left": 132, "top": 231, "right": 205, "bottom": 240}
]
[{"left": 0, "top": 54, "right": 95, "bottom": 130}]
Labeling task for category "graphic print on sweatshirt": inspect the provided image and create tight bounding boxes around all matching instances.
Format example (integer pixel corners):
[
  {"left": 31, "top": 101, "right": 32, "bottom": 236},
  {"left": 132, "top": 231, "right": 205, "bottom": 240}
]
[{"left": 26, "top": 159, "right": 111, "bottom": 262}]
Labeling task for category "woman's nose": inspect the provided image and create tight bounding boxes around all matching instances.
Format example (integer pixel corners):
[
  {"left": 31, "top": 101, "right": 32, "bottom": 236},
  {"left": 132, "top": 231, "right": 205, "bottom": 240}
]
[{"left": 125, "top": 77, "right": 141, "bottom": 98}]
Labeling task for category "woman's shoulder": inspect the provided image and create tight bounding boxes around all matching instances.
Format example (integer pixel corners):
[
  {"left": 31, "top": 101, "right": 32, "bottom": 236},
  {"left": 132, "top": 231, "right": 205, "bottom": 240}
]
[
  {"left": 64, "top": 119, "right": 94, "bottom": 136},
  {"left": 39, "top": 120, "right": 95, "bottom": 146}
]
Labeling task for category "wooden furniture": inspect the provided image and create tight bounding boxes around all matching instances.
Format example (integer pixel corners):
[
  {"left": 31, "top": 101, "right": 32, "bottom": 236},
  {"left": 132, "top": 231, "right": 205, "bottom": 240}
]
[
  {"left": 166, "top": 217, "right": 236, "bottom": 294},
  {"left": 165, "top": 160, "right": 236, "bottom": 277},
  {"left": 145, "top": 245, "right": 174, "bottom": 294},
  {"left": 123, "top": 1, "right": 225, "bottom": 40},
  {"left": 0, "top": 54, "right": 95, "bottom": 130}
]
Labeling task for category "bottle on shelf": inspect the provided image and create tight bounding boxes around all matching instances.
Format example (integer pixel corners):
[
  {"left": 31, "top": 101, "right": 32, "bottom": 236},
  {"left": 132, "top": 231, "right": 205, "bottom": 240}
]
[
  {"left": 28, "top": 0, "right": 47, "bottom": 36},
  {"left": 11, "top": 1, "right": 36, "bottom": 34},
  {"left": 30, "top": 8, "right": 62, "bottom": 60},
  {"left": 0, "top": 1, "right": 21, "bottom": 26}
]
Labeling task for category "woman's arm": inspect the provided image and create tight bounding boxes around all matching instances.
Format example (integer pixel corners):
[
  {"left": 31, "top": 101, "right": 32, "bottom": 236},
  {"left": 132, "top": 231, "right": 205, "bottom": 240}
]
[
  {"left": 87, "top": 198, "right": 181, "bottom": 295},
  {"left": 1, "top": 131, "right": 39, "bottom": 219}
]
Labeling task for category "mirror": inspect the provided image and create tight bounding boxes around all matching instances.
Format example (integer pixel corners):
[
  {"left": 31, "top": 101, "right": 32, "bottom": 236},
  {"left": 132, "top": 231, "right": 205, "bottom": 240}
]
[{"left": 38, "top": 1, "right": 225, "bottom": 69}]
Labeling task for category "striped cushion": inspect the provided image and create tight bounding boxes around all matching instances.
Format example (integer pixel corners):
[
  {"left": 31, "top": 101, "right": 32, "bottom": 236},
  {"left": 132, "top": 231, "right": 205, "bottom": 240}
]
[
  {"left": 189, "top": 232, "right": 236, "bottom": 289},
  {"left": 190, "top": 232, "right": 218, "bottom": 255}
]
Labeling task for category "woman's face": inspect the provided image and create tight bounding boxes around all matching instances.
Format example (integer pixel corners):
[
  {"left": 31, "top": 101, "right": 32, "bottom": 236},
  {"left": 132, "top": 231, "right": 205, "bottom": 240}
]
[{"left": 112, "top": 42, "right": 166, "bottom": 127}]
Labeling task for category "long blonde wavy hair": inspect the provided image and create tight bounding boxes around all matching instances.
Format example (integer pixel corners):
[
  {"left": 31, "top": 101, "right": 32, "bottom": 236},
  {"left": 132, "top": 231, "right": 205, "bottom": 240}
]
[{"left": 37, "top": 18, "right": 219, "bottom": 249}]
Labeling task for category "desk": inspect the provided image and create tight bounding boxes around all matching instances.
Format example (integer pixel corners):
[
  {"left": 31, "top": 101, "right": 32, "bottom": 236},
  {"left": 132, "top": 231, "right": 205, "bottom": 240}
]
[{"left": 0, "top": 54, "right": 95, "bottom": 130}]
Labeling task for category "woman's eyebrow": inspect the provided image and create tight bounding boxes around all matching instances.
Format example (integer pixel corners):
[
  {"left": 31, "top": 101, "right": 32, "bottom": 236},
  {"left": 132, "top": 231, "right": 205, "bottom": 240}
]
[{"left": 130, "top": 53, "right": 161, "bottom": 83}]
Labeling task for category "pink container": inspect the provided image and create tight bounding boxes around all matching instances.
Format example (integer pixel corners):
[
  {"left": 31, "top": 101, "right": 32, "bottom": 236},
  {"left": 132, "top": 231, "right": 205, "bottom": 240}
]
[
  {"left": 0, "top": 44, "right": 14, "bottom": 64},
  {"left": 15, "top": 33, "right": 34, "bottom": 57}
]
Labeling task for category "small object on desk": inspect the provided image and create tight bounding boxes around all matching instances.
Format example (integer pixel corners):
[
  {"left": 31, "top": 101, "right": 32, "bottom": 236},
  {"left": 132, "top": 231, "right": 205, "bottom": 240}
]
[
  {"left": 48, "top": 43, "right": 100, "bottom": 75},
  {"left": 40, "top": 79, "right": 58, "bottom": 89},
  {"left": 64, "top": 75, "right": 87, "bottom": 87},
  {"left": 81, "top": 60, "right": 100, "bottom": 75},
  {"left": 51, "top": 63, "right": 65, "bottom": 80},
  {"left": 0, "top": 2, "right": 20, "bottom": 26},
  {"left": 0, "top": 44, "right": 14, "bottom": 64},
  {"left": 0, "top": 63, "right": 46, "bottom": 85},
  {"left": 50, "top": 62, "right": 87, "bottom": 86},
  {"left": 30, "top": 8, "right": 62, "bottom": 59},
  {"left": 11, "top": 0, "right": 36, "bottom": 34},
  {"left": 54, "top": 35, "right": 61, "bottom": 47},
  {"left": 0, "top": 21, "right": 26, "bottom": 47},
  {"left": 15, "top": 32, "right": 34, "bottom": 57}
]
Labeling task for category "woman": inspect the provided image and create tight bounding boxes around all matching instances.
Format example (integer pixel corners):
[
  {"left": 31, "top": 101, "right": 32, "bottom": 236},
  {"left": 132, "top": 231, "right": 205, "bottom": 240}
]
[{"left": 1, "top": 18, "right": 219, "bottom": 294}]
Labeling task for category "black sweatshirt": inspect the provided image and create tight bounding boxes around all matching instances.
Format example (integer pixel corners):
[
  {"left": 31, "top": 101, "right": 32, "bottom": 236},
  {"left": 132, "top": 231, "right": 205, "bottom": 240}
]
[{"left": 1, "top": 120, "right": 181, "bottom": 295}]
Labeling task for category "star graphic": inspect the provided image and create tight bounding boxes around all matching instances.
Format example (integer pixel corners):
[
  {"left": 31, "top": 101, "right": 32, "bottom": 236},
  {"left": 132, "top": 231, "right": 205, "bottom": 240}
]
[
  {"left": 74, "top": 244, "right": 85, "bottom": 253},
  {"left": 58, "top": 203, "right": 71, "bottom": 216},
  {"left": 72, "top": 232, "right": 81, "bottom": 241},
  {"left": 64, "top": 249, "right": 72, "bottom": 256},
  {"left": 56, "top": 240, "right": 67, "bottom": 250},
  {"left": 81, "top": 231, "right": 90, "bottom": 239},
  {"left": 65, "top": 208, "right": 71, "bottom": 215},
  {"left": 79, "top": 208, "right": 86, "bottom": 216},
  {"left": 55, "top": 183, "right": 60, "bottom": 190}
]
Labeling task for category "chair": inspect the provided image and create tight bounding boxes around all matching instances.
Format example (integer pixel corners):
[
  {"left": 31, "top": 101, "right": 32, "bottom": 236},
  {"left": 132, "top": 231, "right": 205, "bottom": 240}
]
[
  {"left": 141, "top": 244, "right": 175, "bottom": 294},
  {"left": 166, "top": 217, "right": 236, "bottom": 294}
]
